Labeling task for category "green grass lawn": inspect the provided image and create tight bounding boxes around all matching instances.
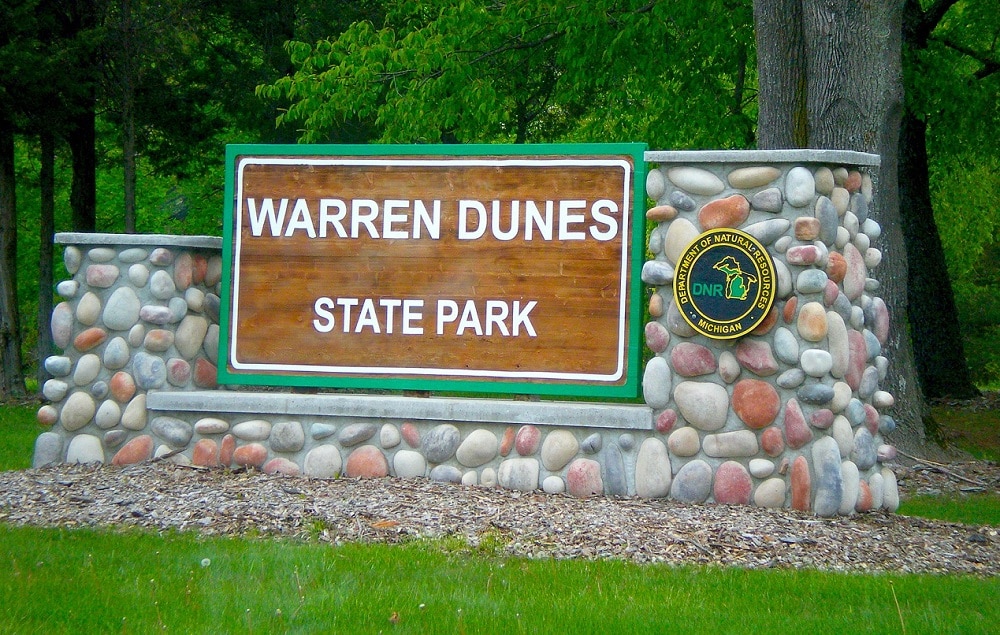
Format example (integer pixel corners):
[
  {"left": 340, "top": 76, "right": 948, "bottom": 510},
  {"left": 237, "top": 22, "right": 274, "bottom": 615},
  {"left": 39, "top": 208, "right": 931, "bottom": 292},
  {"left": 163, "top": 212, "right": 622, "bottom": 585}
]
[
  {"left": 0, "top": 402, "right": 43, "bottom": 471},
  {"left": 0, "top": 525, "right": 997, "bottom": 634}
]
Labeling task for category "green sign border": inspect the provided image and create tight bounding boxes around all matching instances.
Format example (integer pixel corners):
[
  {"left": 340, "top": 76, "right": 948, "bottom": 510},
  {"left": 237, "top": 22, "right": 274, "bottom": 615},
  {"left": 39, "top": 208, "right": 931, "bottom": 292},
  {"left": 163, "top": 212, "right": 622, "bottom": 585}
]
[{"left": 218, "top": 142, "right": 647, "bottom": 398}]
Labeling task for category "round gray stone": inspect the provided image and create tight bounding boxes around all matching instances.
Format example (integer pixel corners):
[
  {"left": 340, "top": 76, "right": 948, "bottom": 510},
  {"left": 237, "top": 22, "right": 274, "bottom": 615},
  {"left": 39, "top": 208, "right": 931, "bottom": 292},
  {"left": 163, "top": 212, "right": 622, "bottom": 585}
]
[
  {"left": 67, "top": 434, "right": 104, "bottom": 464},
  {"left": 812, "top": 436, "right": 844, "bottom": 517},
  {"left": 581, "top": 433, "right": 603, "bottom": 454},
  {"left": 785, "top": 167, "right": 816, "bottom": 207},
  {"left": 498, "top": 458, "right": 540, "bottom": 492},
  {"left": 673, "top": 381, "right": 729, "bottom": 431},
  {"left": 642, "top": 356, "right": 672, "bottom": 409},
  {"left": 430, "top": 465, "right": 463, "bottom": 483},
  {"left": 61, "top": 391, "right": 96, "bottom": 431},
  {"left": 271, "top": 421, "right": 305, "bottom": 452},
  {"left": 670, "top": 460, "right": 713, "bottom": 503},
  {"left": 634, "top": 438, "right": 672, "bottom": 498},
  {"left": 796, "top": 269, "right": 828, "bottom": 294},
  {"left": 119, "top": 247, "right": 149, "bottom": 263},
  {"left": 851, "top": 428, "right": 877, "bottom": 470},
  {"left": 743, "top": 218, "right": 790, "bottom": 245},
  {"left": 777, "top": 368, "right": 806, "bottom": 389},
  {"left": 149, "top": 270, "right": 176, "bottom": 300},
  {"left": 311, "top": 423, "right": 337, "bottom": 440},
  {"left": 175, "top": 315, "right": 209, "bottom": 359},
  {"left": 103, "top": 287, "right": 141, "bottom": 331},
  {"left": 797, "top": 383, "right": 834, "bottom": 405},
  {"left": 44, "top": 355, "right": 72, "bottom": 377},
  {"left": 456, "top": 429, "right": 499, "bottom": 467},
  {"left": 132, "top": 352, "right": 166, "bottom": 390},
  {"left": 103, "top": 337, "right": 131, "bottom": 370},
  {"left": 424, "top": 424, "right": 461, "bottom": 464},
  {"left": 668, "top": 190, "right": 696, "bottom": 211},
  {"left": 42, "top": 379, "right": 69, "bottom": 402},
  {"left": 773, "top": 327, "right": 799, "bottom": 365},
  {"left": 393, "top": 450, "right": 427, "bottom": 478},
  {"left": 73, "top": 353, "right": 101, "bottom": 386},
  {"left": 338, "top": 423, "right": 377, "bottom": 447},
  {"left": 602, "top": 444, "right": 627, "bottom": 497},
  {"left": 151, "top": 416, "right": 193, "bottom": 448},
  {"left": 33, "top": 432, "right": 64, "bottom": 468},
  {"left": 128, "top": 263, "right": 150, "bottom": 287}
]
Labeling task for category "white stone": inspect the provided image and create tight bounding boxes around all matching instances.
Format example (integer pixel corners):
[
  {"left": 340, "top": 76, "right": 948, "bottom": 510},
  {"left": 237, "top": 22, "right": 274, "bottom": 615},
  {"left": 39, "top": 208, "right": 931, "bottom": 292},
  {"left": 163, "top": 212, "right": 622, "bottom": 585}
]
[
  {"left": 73, "top": 353, "right": 102, "bottom": 386},
  {"left": 673, "top": 381, "right": 729, "bottom": 431},
  {"left": 67, "top": 434, "right": 104, "bottom": 464},
  {"left": 95, "top": 400, "right": 121, "bottom": 429},
  {"left": 812, "top": 436, "right": 844, "bottom": 517},
  {"left": 56, "top": 280, "right": 78, "bottom": 298},
  {"left": 541, "top": 430, "right": 579, "bottom": 471},
  {"left": 873, "top": 390, "right": 895, "bottom": 408},
  {"left": 800, "top": 349, "right": 833, "bottom": 377},
  {"left": 785, "top": 167, "right": 816, "bottom": 207},
  {"left": 456, "top": 429, "right": 499, "bottom": 467},
  {"left": 743, "top": 218, "right": 790, "bottom": 246},
  {"left": 870, "top": 472, "right": 885, "bottom": 510},
  {"left": 667, "top": 166, "right": 725, "bottom": 195},
  {"left": 194, "top": 417, "right": 230, "bottom": 434},
  {"left": 754, "top": 478, "right": 787, "bottom": 508},
  {"left": 774, "top": 258, "right": 793, "bottom": 298},
  {"left": 480, "top": 467, "right": 498, "bottom": 487},
  {"left": 121, "top": 394, "right": 147, "bottom": 430},
  {"left": 881, "top": 468, "right": 900, "bottom": 512},
  {"left": 155, "top": 444, "right": 190, "bottom": 465},
  {"left": 542, "top": 475, "right": 565, "bottom": 494},
  {"left": 64, "top": 246, "right": 82, "bottom": 274},
  {"left": 646, "top": 168, "right": 666, "bottom": 201},
  {"left": 270, "top": 421, "right": 305, "bottom": 452},
  {"left": 380, "top": 424, "right": 401, "bottom": 449},
  {"left": 703, "top": 430, "right": 758, "bottom": 457},
  {"left": 128, "top": 324, "right": 146, "bottom": 347},
  {"left": 663, "top": 217, "right": 700, "bottom": 264},
  {"left": 232, "top": 419, "right": 272, "bottom": 441},
  {"left": 462, "top": 471, "right": 479, "bottom": 486},
  {"left": 749, "top": 458, "right": 775, "bottom": 478},
  {"left": 832, "top": 415, "right": 854, "bottom": 458},
  {"left": 718, "top": 351, "right": 740, "bottom": 383},
  {"left": 814, "top": 167, "right": 835, "bottom": 194},
  {"left": 831, "top": 187, "right": 850, "bottom": 215},
  {"left": 128, "top": 263, "right": 150, "bottom": 287},
  {"left": 175, "top": 316, "right": 209, "bottom": 359},
  {"left": 840, "top": 460, "right": 860, "bottom": 515},
  {"left": 103, "top": 287, "right": 141, "bottom": 331},
  {"left": 642, "top": 356, "right": 672, "bottom": 409},
  {"left": 61, "top": 391, "right": 96, "bottom": 431},
  {"left": 667, "top": 426, "right": 700, "bottom": 457},
  {"left": 634, "top": 438, "right": 672, "bottom": 498},
  {"left": 831, "top": 381, "right": 852, "bottom": 412},
  {"left": 76, "top": 292, "right": 102, "bottom": 326},
  {"left": 864, "top": 248, "right": 882, "bottom": 269},
  {"left": 302, "top": 445, "right": 342, "bottom": 478},
  {"left": 103, "top": 337, "right": 131, "bottom": 370},
  {"left": 42, "top": 379, "right": 69, "bottom": 401},
  {"left": 149, "top": 270, "right": 176, "bottom": 300},
  {"left": 498, "top": 458, "right": 540, "bottom": 492},
  {"left": 393, "top": 450, "right": 426, "bottom": 478}
]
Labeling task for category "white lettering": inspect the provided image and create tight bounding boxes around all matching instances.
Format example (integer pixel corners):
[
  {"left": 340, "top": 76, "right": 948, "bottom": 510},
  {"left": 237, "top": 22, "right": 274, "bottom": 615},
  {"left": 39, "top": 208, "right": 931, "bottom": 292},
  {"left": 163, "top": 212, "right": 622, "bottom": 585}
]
[
  {"left": 285, "top": 199, "right": 316, "bottom": 237},
  {"left": 414, "top": 200, "right": 441, "bottom": 239},
  {"left": 491, "top": 201, "right": 519, "bottom": 241},
  {"left": 318, "top": 199, "right": 348, "bottom": 238},
  {"left": 351, "top": 200, "right": 380, "bottom": 238},
  {"left": 458, "top": 200, "right": 488, "bottom": 240},
  {"left": 485, "top": 300, "right": 510, "bottom": 336},
  {"left": 382, "top": 200, "right": 409, "bottom": 239},
  {"left": 402, "top": 300, "right": 424, "bottom": 334},
  {"left": 337, "top": 297, "right": 359, "bottom": 333},
  {"left": 312, "top": 297, "right": 336, "bottom": 332},
  {"left": 354, "top": 298, "right": 380, "bottom": 333},
  {"left": 436, "top": 299, "right": 459, "bottom": 335},
  {"left": 589, "top": 199, "right": 619, "bottom": 241},
  {"left": 247, "top": 198, "right": 288, "bottom": 237},
  {"left": 558, "top": 200, "right": 587, "bottom": 240},
  {"left": 456, "top": 300, "right": 483, "bottom": 335},
  {"left": 524, "top": 200, "right": 553, "bottom": 241},
  {"left": 512, "top": 301, "right": 537, "bottom": 336}
]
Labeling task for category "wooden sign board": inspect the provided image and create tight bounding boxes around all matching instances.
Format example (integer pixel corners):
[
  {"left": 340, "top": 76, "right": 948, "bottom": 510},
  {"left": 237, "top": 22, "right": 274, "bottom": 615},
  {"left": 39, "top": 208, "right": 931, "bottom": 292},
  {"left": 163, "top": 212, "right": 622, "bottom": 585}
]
[{"left": 219, "top": 144, "right": 646, "bottom": 397}]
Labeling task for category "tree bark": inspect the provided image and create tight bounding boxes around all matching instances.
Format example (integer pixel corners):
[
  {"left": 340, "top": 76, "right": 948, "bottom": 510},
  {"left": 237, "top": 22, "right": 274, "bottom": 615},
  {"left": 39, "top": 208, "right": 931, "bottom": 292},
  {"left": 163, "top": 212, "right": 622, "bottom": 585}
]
[
  {"left": 754, "top": 0, "right": 929, "bottom": 450},
  {"left": 0, "top": 123, "right": 26, "bottom": 398},
  {"left": 69, "top": 101, "right": 97, "bottom": 232},
  {"left": 37, "top": 131, "right": 56, "bottom": 390}
]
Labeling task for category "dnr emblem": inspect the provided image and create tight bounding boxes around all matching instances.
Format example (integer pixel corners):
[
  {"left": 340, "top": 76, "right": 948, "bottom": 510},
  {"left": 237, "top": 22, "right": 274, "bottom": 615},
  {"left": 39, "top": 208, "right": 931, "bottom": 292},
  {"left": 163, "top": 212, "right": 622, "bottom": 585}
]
[{"left": 673, "top": 228, "right": 776, "bottom": 339}]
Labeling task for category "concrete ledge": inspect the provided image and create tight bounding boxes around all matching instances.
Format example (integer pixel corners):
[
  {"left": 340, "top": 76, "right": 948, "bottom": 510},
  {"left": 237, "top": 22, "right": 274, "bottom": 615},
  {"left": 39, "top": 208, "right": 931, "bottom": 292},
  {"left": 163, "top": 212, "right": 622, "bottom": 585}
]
[
  {"left": 55, "top": 232, "right": 222, "bottom": 249},
  {"left": 644, "top": 149, "right": 881, "bottom": 167},
  {"left": 147, "top": 391, "right": 653, "bottom": 430}
]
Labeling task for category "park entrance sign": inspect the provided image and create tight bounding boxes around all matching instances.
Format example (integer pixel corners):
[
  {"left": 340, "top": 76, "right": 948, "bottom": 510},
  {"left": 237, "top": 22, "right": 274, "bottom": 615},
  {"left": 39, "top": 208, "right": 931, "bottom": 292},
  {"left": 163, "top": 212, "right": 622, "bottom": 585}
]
[{"left": 219, "top": 144, "right": 647, "bottom": 397}]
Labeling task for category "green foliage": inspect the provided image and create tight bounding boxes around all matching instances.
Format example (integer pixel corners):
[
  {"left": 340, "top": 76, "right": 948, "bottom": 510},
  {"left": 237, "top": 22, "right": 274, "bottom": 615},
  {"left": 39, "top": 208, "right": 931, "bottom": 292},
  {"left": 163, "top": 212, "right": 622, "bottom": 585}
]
[
  {"left": 0, "top": 525, "right": 997, "bottom": 633},
  {"left": 899, "top": 493, "right": 1000, "bottom": 526},
  {"left": 0, "top": 404, "right": 43, "bottom": 471},
  {"left": 260, "top": 0, "right": 757, "bottom": 148}
]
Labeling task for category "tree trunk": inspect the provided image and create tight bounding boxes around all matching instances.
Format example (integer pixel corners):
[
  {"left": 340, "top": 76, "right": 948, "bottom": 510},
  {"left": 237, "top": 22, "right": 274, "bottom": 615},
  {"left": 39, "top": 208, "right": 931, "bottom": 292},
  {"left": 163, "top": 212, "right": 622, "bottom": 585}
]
[
  {"left": 37, "top": 131, "right": 56, "bottom": 390},
  {"left": 121, "top": 0, "right": 138, "bottom": 233},
  {"left": 898, "top": 112, "right": 978, "bottom": 399},
  {"left": 753, "top": 0, "right": 929, "bottom": 451},
  {"left": 0, "top": 123, "right": 26, "bottom": 398},
  {"left": 69, "top": 103, "right": 97, "bottom": 232}
]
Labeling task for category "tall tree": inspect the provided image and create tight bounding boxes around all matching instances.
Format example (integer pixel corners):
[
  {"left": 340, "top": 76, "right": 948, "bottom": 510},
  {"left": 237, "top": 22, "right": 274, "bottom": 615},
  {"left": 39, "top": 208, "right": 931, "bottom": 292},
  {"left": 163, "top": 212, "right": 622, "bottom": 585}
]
[{"left": 753, "top": 0, "right": 932, "bottom": 448}]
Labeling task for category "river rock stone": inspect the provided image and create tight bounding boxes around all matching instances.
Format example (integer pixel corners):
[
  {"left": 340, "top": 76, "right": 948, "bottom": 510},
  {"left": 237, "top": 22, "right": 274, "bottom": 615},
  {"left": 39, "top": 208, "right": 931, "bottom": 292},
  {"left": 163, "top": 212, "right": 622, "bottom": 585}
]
[
  {"left": 814, "top": 196, "right": 839, "bottom": 245},
  {"left": 165, "top": 358, "right": 191, "bottom": 387},
  {"left": 654, "top": 409, "right": 678, "bottom": 434},
  {"left": 33, "top": 432, "right": 63, "bottom": 467},
  {"left": 602, "top": 444, "right": 627, "bottom": 496},
  {"left": 515, "top": 425, "right": 540, "bottom": 455},
  {"left": 754, "top": 478, "right": 787, "bottom": 508},
  {"left": 233, "top": 419, "right": 272, "bottom": 441},
  {"left": 718, "top": 351, "right": 740, "bottom": 383},
  {"left": 750, "top": 187, "right": 783, "bottom": 212},
  {"left": 100, "top": 287, "right": 140, "bottom": 332},
  {"left": 642, "top": 356, "right": 672, "bottom": 408},
  {"left": 110, "top": 371, "right": 136, "bottom": 403},
  {"left": 882, "top": 468, "right": 900, "bottom": 512},
  {"left": 379, "top": 423, "right": 401, "bottom": 449},
  {"left": 761, "top": 427, "right": 785, "bottom": 456},
  {"left": 785, "top": 244, "right": 821, "bottom": 266},
  {"left": 797, "top": 383, "right": 834, "bottom": 405},
  {"left": 139, "top": 304, "right": 173, "bottom": 325},
  {"left": 51, "top": 302, "right": 74, "bottom": 348},
  {"left": 566, "top": 458, "right": 604, "bottom": 497},
  {"left": 714, "top": 461, "right": 752, "bottom": 505},
  {"left": 393, "top": 450, "right": 426, "bottom": 478},
  {"left": 646, "top": 169, "right": 666, "bottom": 200},
  {"left": 664, "top": 217, "right": 700, "bottom": 264},
  {"left": 121, "top": 394, "right": 146, "bottom": 430},
  {"left": 311, "top": 423, "right": 336, "bottom": 440},
  {"left": 641, "top": 260, "right": 674, "bottom": 285},
  {"left": 732, "top": 379, "right": 780, "bottom": 429},
  {"left": 95, "top": 400, "right": 121, "bottom": 429},
  {"left": 796, "top": 302, "right": 828, "bottom": 342},
  {"left": 64, "top": 246, "right": 82, "bottom": 274},
  {"left": 749, "top": 458, "right": 775, "bottom": 478},
  {"left": 332, "top": 422, "right": 373, "bottom": 447},
  {"left": 44, "top": 355, "right": 72, "bottom": 377},
  {"left": 43, "top": 379, "right": 68, "bottom": 402},
  {"left": 193, "top": 358, "right": 217, "bottom": 389},
  {"left": 67, "top": 434, "right": 104, "bottom": 464},
  {"left": 851, "top": 428, "right": 877, "bottom": 470},
  {"left": 785, "top": 167, "right": 816, "bottom": 207},
  {"left": 845, "top": 329, "right": 867, "bottom": 390},
  {"left": 843, "top": 243, "right": 867, "bottom": 301},
  {"left": 111, "top": 434, "right": 153, "bottom": 465},
  {"left": 498, "top": 426, "right": 515, "bottom": 456},
  {"left": 61, "top": 391, "right": 96, "bottom": 431},
  {"left": 800, "top": 349, "right": 833, "bottom": 377},
  {"left": 424, "top": 424, "right": 460, "bottom": 463},
  {"left": 218, "top": 435, "right": 236, "bottom": 466},
  {"left": 670, "top": 460, "right": 713, "bottom": 503},
  {"left": 728, "top": 166, "right": 781, "bottom": 189},
  {"left": 133, "top": 352, "right": 166, "bottom": 390},
  {"left": 667, "top": 427, "right": 700, "bottom": 457},
  {"left": 794, "top": 216, "right": 821, "bottom": 241},
  {"left": 735, "top": 340, "right": 778, "bottom": 376},
  {"left": 699, "top": 194, "right": 750, "bottom": 229},
  {"left": 149, "top": 270, "right": 176, "bottom": 300},
  {"left": 191, "top": 439, "right": 220, "bottom": 467},
  {"left": 37, "top": 405, "right": 59, "bottom": 427},
  {"left": 811, "top": 437, "right": 843, "bottom": 517},
  {"left": 644, "top": 321, "right": 670, "bottom": 353},
  {"left": 669, "top": 342, "right": 716, "bottom": 377},
  {"left": 151, "top": 416, "right": 193, "bottom": 447},
  {"left": 457, "top": 429, "right": 499, "bottom": 467},
  {"left": 772, "top": 327, "right": 798, "bottom": 366},
  {"left": 143, "top": 329, "right": 174, "bottom": 353},
  {"left": 498, "top": 458, "right": 539, "bottom": 492},
  {"left": 673, "top": 381, "right": 729, "bottom": 431},
  {"left": 783, "top": 399, "right": 813, "bottom": 449},
  {"left": 667, "top": 166, "right": 725, "bottom": 195},
  {"left": 175, "top": 316, "right": 209, "bottom": 358},
  {"left": 790, "top": 455, "right": 811, "bottom": 511},
  {"left": 263, "top": 458, "right": 300, "bottom": 476},
  {"left": 271, "top": 421, "right": 305, "bottom": 452},
  {"left": 430, "top": 465, "right": 463, "bottom": 483},
  {"left": 86, "top": 264, "right": 119, "bottom": 288},
  {"left": 795, "top": 269, "right": 828, "bottom": 295},
  {"left": 194, "top": 417, "right": 229, "bottom": 435},
  {"left": 634, "top": 438, "right": 671, "bottom": 498},
  {"left": 541, "top": 430, "right": 579, "bottom": 471},
  {"left": 74, "top": 327, "right": 108, "bottom": 352},
  {"left": 232, "top": 443, "right": 268, "bottom": 468},
  {"left": 345, "top": 445, "right": 388, "bottom": 478},
  {"left": 703, "top": 430, "right": 758, "bottom": 457},
  {"left": 666, "top": 297, "right": 697, "bottom": 337},
  {"left": 128, "top": 263, "right": 149, "bottom": 287}
]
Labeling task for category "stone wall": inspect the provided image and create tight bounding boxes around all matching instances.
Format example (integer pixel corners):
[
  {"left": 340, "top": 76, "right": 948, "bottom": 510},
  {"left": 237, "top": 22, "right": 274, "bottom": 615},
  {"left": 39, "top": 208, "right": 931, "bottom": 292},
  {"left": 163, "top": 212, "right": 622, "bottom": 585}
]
[{"left": 32, "top": 149, "right": 900, "bottom": 516}]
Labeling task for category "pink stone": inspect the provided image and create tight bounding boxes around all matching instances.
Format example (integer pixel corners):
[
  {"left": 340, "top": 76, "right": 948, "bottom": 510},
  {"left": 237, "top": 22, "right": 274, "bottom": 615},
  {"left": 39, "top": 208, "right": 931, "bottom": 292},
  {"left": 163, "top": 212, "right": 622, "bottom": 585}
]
[
  {"left": 194, "top": 358, "right": 217, "bottom": 389},
  {"left": 783, "top": 297, "right": 797, "bottom": 324},
  {"left": 698, "top": 194, "right": 750, "bottom": 230},
  {"left": 166, "top": 358, "right": 191, "bottom": 387},
  {"left": 401, "top": 422, "right": 420, "bottom": 448},
  {"left": 843, "top": 243, "right": 867, "bottom": 301},
  {"left": 110, "top": 371, "right": 136, "bottom": 403},
  {"left": 845, "top": 170, "right": 862, "bottom": 193},
  {"left": 174, "top": 252, "right": 193, "bottom": 291},
  {"left": 823, "top": 280, "right": 840, "bottom": 306},
  {"left": 192, "top": 439, "right": 220, "bottom": 467},
  {"left": 671, "top": 342, "right": 717, "bottom": 377},
  {"left": 786, "top": 245, "right": 820, "bottom": 265},
  {"left": 845, "top": 330, "right": 867, "bottom": 391},
  {"left": 655, "top": 409, "right": 678, "bottom": 433},
  {"left": 872, "top": 297, "right": 890, "bottom": 344},
  {"left": 646, "top": 205, "right": 678, "bottom": 222},
  {"left": 783, "top": 399, "right": 814, "bottom": 449},
  {"left": 855, "top": 480, "right": 873, "bottom": 512},
  {"left": 192, "top": 254, "right": 208, "bottom": 285},
  {"left": 143, "top": 329, "right": 174, "bottom": 352},
  {"left": 499, "top": 426, "right": 515, "bottom": 456},
  {"left": 791, "top": 456, "right": 811, "bottom": 511},
  {"left": 644, "top": 321, "right": 670, "bottom": 353},
  {"left": 150, "top": 248, "right": 174, "bottom": 266},
  {"left": 515, "top": 425, "right": 541, "bottom": 456},
  {"left": 345, "top": 445, "right": 389, "bottom": 478},
  {"left": 74, "top": 327, "right": 108, "bottom": 352},
  {"left": 112, "top": 435, "right": 153, "bottom": 466},
  {"left": 233, "top": 443, "right": 268, "bottom": 469},
  {"left": 37, "top": 405, "right": 58, "bottom": 426},
  {"left": 566, "top": 458, "right": 603, "bottom": 497},
  {"left": 810, "top": 409, "right": 835, "bottom": 429},
  {"left": 750, "top": 308, "right": 777, "bottom": 336},
  {"left": 864, "top": 404, "right": 880, "bottom": 435},
  {"left": 649, "top": 293, "right": 664, "bottom": 318},
  {"left": 219, "top": 434, "right": 236, "bottom": 466},
  {"left": 713, "top": 461, "right": 752, "bottom": 505},
  {"left": 761, "top": 427, "right": 785, "bottom": 457},
  {"left": 86, "top": 264, "right": 119, "bottom": 288},
  {"left": 735, "top": 340, "right": 778, "bottom": 376},
  {"left": 733, "top": 379, "right": 780, "bottom": 429},
  {"left": 263, "top": 457, "right": 301, "bottom": 476},
  {"left": 826, "top": 252, "right": 847, "bottom": 283}
]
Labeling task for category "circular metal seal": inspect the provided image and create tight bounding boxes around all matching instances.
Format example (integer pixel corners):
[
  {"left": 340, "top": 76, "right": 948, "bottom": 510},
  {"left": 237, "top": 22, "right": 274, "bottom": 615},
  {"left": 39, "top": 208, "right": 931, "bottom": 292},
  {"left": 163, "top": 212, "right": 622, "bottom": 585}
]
[{"left": 672, "top": 228, "right": 776, "bottom": 339}]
